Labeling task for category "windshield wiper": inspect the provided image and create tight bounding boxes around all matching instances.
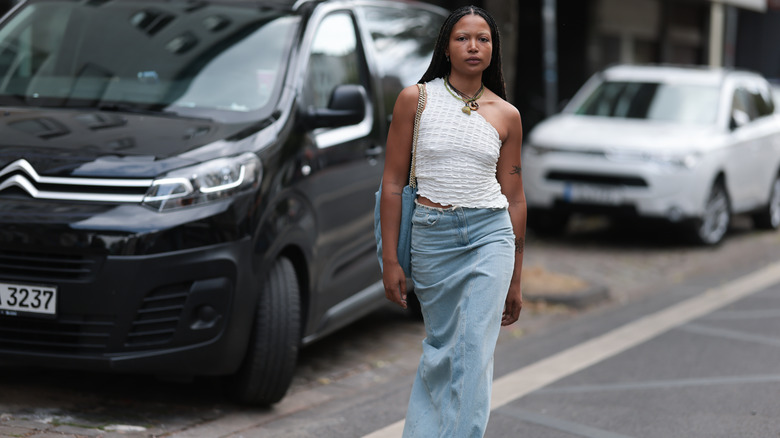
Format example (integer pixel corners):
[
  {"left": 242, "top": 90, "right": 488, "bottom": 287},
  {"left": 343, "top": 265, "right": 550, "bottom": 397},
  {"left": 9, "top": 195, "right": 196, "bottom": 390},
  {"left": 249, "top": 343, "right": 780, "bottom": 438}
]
[
  {"left": 93, "top": 103, "right": 213, "bottom": 121},
  {"left": 95, "top": 102, "right": 176, "bottom": 115}
]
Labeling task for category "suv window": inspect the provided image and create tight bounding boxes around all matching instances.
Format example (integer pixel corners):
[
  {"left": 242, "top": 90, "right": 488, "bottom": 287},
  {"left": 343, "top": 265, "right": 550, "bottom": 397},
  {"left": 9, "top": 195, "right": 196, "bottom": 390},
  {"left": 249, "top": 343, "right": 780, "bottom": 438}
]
[
  {"left": 304, "top": 12, "right": 365, "bottom": 110},
  {"left": 732, "top": 87, "right": 759, "bottom": 121},
  {"left": 750, "top": 85, "right": 775, "bottom": 117},
  {"left": 575, "top": 81, "right": 720, "bottom": 124}
]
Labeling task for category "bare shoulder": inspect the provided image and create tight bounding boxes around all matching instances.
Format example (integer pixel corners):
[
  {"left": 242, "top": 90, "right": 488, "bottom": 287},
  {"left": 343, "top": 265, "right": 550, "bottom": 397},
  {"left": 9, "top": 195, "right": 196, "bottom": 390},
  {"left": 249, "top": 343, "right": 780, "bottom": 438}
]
[
  {"left": 497, "top": 99, "right": 522, "bottom": 124},
  {"left": 390, "top": 84, "right": 423, "bottom": 124},
  {"left": 481, "top": 93, "right": 522, "bottom": 143},
  {"left": 395, "top": 84, "right": 422, "bottom": 109}
]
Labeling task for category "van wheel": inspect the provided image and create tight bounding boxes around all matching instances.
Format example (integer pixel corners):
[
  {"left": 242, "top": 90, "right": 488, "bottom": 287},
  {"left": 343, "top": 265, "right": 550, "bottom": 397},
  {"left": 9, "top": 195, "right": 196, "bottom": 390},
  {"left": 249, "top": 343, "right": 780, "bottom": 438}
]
[
  {"left": 225, "top": 257, "right": 300, "bottom": 405},
  {"left": 752, "top": 175, "right": 780, "bottom": 230},
  {"left": 691, "top": 182, "right": 730, "bottom": 245}
]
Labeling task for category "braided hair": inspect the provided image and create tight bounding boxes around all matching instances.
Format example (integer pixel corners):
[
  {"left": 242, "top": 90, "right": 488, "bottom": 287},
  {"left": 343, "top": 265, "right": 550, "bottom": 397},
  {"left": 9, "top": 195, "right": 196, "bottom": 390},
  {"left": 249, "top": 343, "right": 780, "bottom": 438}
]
[{"left": 419, "top": 5, "right": 506, "bottom": 101}]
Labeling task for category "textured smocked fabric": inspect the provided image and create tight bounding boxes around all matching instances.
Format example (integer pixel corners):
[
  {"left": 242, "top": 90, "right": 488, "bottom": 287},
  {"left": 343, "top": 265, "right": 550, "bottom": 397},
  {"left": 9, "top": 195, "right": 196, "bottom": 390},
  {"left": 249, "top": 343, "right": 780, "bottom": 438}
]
[{"left": 415, "top": 78, "right": 508, "bottom": 209}]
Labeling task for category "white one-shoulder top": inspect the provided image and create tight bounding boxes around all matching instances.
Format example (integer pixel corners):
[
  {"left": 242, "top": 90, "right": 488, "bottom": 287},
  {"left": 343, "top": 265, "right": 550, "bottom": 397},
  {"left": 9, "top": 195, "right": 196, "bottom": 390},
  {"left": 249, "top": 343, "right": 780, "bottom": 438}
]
[{"left": 415, "top": 78, "right": 508, "bottom": 209}]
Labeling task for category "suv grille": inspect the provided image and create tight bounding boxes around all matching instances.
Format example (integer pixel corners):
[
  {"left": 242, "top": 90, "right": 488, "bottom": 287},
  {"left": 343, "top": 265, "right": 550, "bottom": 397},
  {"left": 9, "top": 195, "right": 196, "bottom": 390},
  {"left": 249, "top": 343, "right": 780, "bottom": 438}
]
[{"left": 546, "top": 171, "right": 648, "bottom": 187}]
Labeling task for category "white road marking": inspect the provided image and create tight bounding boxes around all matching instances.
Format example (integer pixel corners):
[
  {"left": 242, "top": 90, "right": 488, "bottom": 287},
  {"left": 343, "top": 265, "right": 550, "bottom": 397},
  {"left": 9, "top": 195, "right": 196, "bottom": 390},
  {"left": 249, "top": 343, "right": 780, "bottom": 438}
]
[{"left": 363, "top": 260, "right": 780, "bottom": 438}]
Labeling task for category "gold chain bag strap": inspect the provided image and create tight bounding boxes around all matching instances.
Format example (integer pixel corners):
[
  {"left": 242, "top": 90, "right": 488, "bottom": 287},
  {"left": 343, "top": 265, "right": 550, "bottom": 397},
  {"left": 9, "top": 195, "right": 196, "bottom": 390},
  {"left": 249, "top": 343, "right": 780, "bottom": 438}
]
[{"left": 409, "top": 82, "right": 426, "bottom": 188}]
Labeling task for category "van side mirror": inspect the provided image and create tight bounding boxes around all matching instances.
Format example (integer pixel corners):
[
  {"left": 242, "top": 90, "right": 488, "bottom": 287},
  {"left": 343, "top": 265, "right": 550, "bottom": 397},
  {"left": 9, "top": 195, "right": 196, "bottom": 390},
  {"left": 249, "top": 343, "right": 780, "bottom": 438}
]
[{"left": 303, "top": 84, "right": 367, "bottom": 129}]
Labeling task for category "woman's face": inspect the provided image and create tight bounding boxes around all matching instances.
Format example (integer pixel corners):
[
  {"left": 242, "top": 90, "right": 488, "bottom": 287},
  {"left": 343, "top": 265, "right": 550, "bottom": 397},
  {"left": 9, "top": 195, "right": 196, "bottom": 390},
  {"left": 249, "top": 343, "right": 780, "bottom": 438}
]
[{"left": 446, "top": 14, "right": 492, "bottom": 76}]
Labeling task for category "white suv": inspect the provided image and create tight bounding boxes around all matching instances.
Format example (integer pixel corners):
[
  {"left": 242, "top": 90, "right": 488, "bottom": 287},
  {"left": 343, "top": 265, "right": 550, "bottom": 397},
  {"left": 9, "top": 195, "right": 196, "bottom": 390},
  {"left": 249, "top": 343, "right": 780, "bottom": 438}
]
[{"left": 523, "top": 65, "right": 780, "bottom": 245}]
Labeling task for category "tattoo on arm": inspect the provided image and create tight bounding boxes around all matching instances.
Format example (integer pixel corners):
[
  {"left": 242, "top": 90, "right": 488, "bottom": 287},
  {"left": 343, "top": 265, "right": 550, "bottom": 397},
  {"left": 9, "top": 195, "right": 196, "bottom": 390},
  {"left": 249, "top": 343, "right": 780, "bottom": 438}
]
[
  {"left": 510, "top": 165, "right": 522, "bottom": 177},
  {"left": 515, "top": 237, "right": 524, "bottom": 255},
  {"left": 391, "top": 191, "right": 402, "bottom": 196}
]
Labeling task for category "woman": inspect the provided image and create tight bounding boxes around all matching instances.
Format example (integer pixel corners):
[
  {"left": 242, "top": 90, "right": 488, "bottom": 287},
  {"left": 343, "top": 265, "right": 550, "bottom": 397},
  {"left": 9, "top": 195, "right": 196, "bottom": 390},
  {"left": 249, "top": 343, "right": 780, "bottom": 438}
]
[{"left": 379, "top": 5, "right": 526, "bottom": 437}]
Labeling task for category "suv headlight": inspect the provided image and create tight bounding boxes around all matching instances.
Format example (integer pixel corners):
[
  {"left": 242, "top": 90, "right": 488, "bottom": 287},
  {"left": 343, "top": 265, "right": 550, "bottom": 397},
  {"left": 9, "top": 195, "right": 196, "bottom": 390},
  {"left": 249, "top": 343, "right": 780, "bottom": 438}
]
[
  {"left": 526, "top": 143, "right": 555, "bottom": 156},
  {"left": 655, "top": 152, "right": 700, "bottom": 169},
  {"left": 142, "top": 152, "right": 262, "bottom": 211},
  {"left": 606, "top": 150, "right": 701, "bottom": 169}
]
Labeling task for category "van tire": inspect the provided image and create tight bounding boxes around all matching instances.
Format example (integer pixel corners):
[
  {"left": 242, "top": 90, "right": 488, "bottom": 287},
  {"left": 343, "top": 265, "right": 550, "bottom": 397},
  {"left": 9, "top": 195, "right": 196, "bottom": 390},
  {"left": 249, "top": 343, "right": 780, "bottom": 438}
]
[{"left": 225, "top": 256, "right": 300, "bottom": 405}]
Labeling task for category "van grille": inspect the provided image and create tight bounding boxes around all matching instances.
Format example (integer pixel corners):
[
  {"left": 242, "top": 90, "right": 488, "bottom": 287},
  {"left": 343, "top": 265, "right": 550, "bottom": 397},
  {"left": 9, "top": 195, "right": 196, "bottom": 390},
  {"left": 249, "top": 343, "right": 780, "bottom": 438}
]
[
  {"left": 0, "top": 314, "right": 114, "bottom": 353},
  {"left": 125, "top": 283, "right": 190, "bottom": 348},
  {"left": 0, "top": 159, "right": 152, "bottom": 203},
  {"left": 0, "top": 250, "right": 101, "bottom": 281}
]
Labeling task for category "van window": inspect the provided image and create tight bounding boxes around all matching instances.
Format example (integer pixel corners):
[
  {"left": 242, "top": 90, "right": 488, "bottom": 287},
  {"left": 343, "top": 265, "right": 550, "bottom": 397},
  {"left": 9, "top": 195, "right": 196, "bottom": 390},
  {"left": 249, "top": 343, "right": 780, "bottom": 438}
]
[
  {"left": 305, "top": 12, "right": 364, "bottom": 109},
  {"left": 0, "top": 1, "right": 298, "bottom": 120},
  {"left": 359, "top": 6, "right": 442, "bottom": 115}
]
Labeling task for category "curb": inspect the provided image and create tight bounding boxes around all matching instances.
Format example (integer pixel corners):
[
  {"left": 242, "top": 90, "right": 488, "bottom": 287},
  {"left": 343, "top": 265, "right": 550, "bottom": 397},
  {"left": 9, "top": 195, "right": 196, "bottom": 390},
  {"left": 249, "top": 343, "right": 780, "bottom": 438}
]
[{"left": 525, "top": 284, "right": 611, "bottom": 310}]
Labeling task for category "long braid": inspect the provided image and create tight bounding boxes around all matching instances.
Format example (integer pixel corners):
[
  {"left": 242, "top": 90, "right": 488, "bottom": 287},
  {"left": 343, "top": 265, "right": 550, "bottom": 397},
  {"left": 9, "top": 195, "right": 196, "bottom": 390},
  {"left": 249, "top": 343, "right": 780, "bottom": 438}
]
[{"left": 419, "top": 5, "right": 507, "bottom": 101}]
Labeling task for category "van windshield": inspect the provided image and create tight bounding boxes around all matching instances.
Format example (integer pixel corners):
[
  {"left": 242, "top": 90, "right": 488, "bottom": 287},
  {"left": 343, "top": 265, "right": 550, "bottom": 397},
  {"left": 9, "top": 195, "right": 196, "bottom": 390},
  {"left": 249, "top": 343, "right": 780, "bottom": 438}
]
[
  {"left": 574, "top": 81, "right": 721, "bottom": 125},
  {"left": 0, "top": 1, "right": 297, "bottom": 120}
]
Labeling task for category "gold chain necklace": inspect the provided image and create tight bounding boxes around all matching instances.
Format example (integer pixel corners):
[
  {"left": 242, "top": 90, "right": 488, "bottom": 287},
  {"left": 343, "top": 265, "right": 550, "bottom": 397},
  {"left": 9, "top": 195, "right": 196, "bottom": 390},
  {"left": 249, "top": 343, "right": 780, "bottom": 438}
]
[{"left": 444, "top": 76, "right": 485, "bottom": 115}]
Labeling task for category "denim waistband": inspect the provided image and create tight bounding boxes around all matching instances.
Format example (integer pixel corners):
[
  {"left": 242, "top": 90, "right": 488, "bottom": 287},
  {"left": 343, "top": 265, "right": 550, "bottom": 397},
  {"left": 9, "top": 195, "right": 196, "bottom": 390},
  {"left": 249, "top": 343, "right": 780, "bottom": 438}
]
[
  {"left": 414, "top": 199, "right": 459, "bottom": 212},
  {"left": 414, "top": 199, "right": 506, "bottom": 213}
]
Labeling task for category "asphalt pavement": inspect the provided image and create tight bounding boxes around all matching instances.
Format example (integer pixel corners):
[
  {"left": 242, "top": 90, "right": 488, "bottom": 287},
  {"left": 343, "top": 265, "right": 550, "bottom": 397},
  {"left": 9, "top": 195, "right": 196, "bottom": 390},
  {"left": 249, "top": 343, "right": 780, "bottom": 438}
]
[
  {"left": 484, "top": 258, "right": 780, "bottom": 438},
  {"left": 175, "top": 231, "right": 780, "bottom": 437}
]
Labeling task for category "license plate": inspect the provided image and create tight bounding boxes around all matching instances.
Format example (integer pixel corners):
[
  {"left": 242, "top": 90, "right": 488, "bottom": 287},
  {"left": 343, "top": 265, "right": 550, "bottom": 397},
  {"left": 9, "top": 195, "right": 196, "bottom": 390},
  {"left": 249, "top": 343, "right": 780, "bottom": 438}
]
[
  {"left": 0, "top": 281, "right": 57, "bottom": 317},
  {"left": 563, "top": 183, "right": 623, "bottom": 205}
]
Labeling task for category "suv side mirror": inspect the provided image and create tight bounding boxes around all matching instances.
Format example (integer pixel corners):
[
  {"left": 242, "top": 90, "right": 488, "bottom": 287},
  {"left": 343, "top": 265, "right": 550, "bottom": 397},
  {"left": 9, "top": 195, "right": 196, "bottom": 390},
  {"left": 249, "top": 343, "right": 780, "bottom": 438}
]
[
  {"left": 729, "top": 109, "right": 750, "bottom": 131},
  {"left": 303, "top": 84, "right": 367, "bottom": 129}
]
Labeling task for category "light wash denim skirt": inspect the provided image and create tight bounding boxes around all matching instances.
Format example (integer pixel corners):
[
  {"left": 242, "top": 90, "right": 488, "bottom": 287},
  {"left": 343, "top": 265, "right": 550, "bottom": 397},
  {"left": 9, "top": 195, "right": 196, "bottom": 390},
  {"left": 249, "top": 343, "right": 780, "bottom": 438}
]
[{"left": 403, "top": 202, "right": 515, "bottom": 438}]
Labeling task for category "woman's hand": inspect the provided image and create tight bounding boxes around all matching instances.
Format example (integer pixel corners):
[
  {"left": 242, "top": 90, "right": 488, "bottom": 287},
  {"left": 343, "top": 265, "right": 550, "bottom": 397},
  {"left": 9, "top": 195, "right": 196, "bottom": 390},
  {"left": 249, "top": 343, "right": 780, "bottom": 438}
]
[
  {"left": 502, "top": 283, "right": 522, "bottom": 326},
  {"left": 383, "top": 261, "right": 408, "bottom": 309}
]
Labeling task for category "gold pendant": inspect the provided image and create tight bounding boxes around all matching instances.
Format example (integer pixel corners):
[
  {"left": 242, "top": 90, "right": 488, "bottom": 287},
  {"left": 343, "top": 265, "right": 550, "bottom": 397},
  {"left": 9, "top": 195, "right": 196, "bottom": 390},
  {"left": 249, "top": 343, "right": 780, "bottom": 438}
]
[
  {"left": 462, "top": 105, "right": 471, "bottom": 115},
  {"left": 469, "top": 101, "right": 480, "bottom": 111}
]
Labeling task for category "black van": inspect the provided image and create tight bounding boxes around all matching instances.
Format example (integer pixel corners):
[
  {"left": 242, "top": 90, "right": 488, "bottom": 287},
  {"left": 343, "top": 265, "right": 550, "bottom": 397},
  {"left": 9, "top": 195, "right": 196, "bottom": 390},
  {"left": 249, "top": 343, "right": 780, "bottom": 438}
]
[{"left": 0, "top": 0, "right": 445, "bottom": 404}]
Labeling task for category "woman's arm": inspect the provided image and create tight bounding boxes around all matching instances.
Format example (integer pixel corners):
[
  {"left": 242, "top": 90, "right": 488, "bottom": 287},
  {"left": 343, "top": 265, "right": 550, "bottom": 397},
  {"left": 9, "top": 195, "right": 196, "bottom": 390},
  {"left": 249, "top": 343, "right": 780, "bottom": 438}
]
[
  {"left": 380, "top": 84, "right": 420, "bottom": 309},
  {"left": 496, "top": 104, "right": 526, "bottom": 326}
]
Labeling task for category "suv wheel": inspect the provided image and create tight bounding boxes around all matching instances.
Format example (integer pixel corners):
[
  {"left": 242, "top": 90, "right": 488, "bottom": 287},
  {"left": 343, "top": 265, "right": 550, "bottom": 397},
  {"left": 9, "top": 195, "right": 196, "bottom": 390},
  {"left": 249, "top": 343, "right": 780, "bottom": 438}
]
[
  {"left": 692, "top": 182, "right": 730, "bottom": 245},
  {"left": 225, "top": 256, "right": 301, "bottom": 405},
  {"left": 752, "top": 174, "right": 780, "bottom": 230}
]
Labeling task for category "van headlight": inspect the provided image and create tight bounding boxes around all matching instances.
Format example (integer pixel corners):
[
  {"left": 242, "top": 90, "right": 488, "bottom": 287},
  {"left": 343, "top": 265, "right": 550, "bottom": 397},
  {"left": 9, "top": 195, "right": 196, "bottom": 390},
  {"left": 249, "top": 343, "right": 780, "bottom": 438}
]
[{"left": 142, "top": 152, "right": 262, "bottom": 211}]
